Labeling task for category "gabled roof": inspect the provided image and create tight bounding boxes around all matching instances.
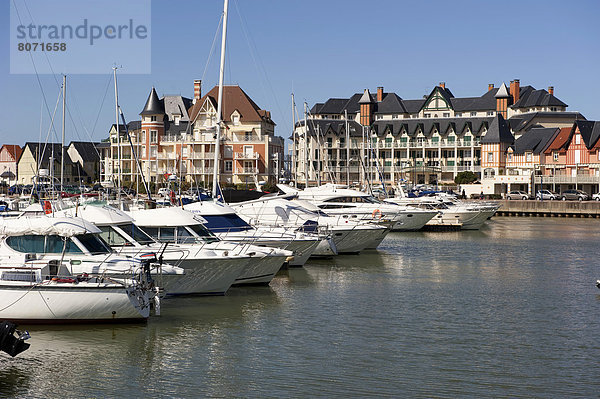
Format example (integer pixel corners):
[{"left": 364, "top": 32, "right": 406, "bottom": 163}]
[
  {"left": 295, "top": 119, "right": 363, "bottom": 139},
  {"left": 20, "top": 142, "right": 73, "bottom": 167},
  {"left": 573, "top": 120, "right": 600, "bottom": 149},
  {"left": 68, "top": 141, "right": 100, "bottom": 162},
  {"left": 140, "top": 87, "right": 164, "bottom": 116},
  {"left": 0, "top": 145, "right": 22, "bottom": 162},
  {"left": 372, "top": 116, "right": 492, "bottom": 137},
  {"left": 512, "top": 127, "right": 559, "bottom": 154},
  {"left": 511, "top": 87, "right": 567, "bottom": 109},
  {"left": 544, "top": 127, "right": 571, "bottom": 154},
  {"left": 188, "top": 85, "right": 274, "bottom": 125},
  {"left": 480, "top": 114, "right": 514, "bottom": 144}
]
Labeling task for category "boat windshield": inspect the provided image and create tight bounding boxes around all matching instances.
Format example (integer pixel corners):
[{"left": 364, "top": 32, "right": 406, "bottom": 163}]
[
  {"left": 75, "top": 234, "right": 112, "bottom": 255},
  {"left": 6, "top": 235, "right": 83, "bottom": 254},
  {"left": 98, "top": 226, "right": 133, "bottom": 247},
  {"left": 117, "top": 223, "right": 155, "bottom": 245},
  {"left": 186, "top": 224, "right": 220, "bottom": 243},
  {"left": 200, "top": 214, "right": 253, "bottom": 233}
]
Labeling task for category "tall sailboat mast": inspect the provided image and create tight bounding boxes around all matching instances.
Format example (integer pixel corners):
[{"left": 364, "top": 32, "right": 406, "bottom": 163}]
[
  {"left": 291, "top": 93, "right": 296, "bottom": 187},
  {"left": 114, "top": 66, "right": 121, "bottom": 192},
  {"left": 60, "top": 74, "right": 66, "bottom": 194},
  {"left": 212, "top": 0, "right": 229, "bottom": 198}
]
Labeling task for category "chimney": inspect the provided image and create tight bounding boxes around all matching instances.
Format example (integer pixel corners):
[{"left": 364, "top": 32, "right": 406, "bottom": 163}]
[
  {"left": 548, "top": 86, "right": 554, "bottom": 95},
  {"left": 193, "top": 79, "right": 202, "bottom": 101},
  {"left": 510, "top": 79, "right": 520, "bottom": 103},
  {"left": 488, "top": 83, "right": 494, "bottom": 91},
  {"left": 439, "top": 82, "right": 446, "bottom": 89},
  {"left": 377, "top": 87, "right": 384, "bottom": 102}
]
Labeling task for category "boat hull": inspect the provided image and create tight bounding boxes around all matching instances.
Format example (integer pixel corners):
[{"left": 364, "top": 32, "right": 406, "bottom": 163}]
[
  {"left": 233, "top": 254, "right": 286, "bottom": 286},
  {"left": 0, "top": 283, "right": 150, "bottom": 323}
]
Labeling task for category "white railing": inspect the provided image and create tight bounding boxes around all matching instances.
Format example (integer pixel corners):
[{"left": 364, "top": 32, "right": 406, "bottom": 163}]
[{"left": 235, "top": 152, "right": 259, "bottom": 160}]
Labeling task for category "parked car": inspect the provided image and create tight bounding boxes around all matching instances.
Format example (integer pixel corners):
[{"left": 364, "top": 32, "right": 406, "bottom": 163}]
[
  {"left": 536, "top": 190, "right": 560, "bottom": 200},
  {"left": 561, "top": 189, "right": 589, "bottom": 201},
  {"left": 506, "top": 190, "right": 530, "bottom": 200},
  {"left": 593, "top": 193, "right": 600, "bottom": 201},
  {"left": 158, "top": 188, "right": 171, "bottom": 197}
]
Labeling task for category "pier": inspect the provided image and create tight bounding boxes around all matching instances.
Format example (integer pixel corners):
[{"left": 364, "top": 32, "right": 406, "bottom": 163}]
[{"left": 493, "top": 200, "right": 600, "bottom": 217}]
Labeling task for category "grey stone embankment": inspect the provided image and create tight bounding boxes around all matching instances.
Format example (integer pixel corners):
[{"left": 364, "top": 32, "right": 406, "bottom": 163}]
[{"left": 492, "top": 200, "right": 600, "bottom": 217}]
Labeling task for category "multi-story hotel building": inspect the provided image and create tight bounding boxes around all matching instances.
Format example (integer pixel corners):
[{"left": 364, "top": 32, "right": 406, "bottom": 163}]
[
  {"left": 292, "top": 80, "right": 584, "bottom": 191},
  {"left": 103, "top": 80, "right": 285, "bottom": 189}
]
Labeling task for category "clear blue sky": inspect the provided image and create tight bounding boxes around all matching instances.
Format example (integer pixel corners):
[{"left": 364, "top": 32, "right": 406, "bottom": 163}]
[{"left": 1, "top": 0, "right": 599, "bottom": 145}]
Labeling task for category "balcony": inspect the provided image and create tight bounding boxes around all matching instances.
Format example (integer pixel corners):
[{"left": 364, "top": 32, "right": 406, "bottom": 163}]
[
  {"left": 236, "top": 167, "right": 259, "bottom": 175},
  {"left": 235, "top": 152, "right": 259, "bottom": 160},
  {"left": 534, "top": 175, "right": 600, "bottom": 184}
]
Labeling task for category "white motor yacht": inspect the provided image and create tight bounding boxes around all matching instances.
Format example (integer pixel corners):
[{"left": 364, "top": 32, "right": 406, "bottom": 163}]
[
  {"left": 0, "top": 216, "right": 183, "bottom": 292},
  {"left": 128, "top": 206, "right": 292, "bottom": 286},
  {"left": 183, "top": 200, "right": 320, "bottom": 266},
  {"left": 232, "top": 197, "right": 389, "bottom": 254},
  {"left": 53, "top": 203, "right": 257, "bottom": 295},
  {"left": 0, "top": 217, "right": 159, "bottom": 323}
]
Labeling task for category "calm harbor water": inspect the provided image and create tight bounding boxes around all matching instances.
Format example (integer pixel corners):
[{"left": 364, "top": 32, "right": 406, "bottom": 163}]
[{"left": 2, "top": 217, "right": 600, "bottom": 398}]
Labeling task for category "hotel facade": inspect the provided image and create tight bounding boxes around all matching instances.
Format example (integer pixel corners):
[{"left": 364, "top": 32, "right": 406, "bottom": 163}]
[
  {"left": 292, "top": 80, "right": 593, "bottom": 194},
  {"left": 102, "top": 80, "right": 285, "bottom": 189}
]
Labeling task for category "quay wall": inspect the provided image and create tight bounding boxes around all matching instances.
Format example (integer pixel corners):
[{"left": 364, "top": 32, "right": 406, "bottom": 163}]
[{"left": 492, "top": 200, "right": 600, "bottom": 217}]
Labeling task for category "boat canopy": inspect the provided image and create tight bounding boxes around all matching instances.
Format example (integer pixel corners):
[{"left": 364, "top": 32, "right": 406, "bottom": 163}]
[
  {"left": 127, "top": 207, "right": 207, "bottom": 227},
  {"left": 54, "top": 204, "right": 133, "bottom": 225},
  {"left": 0, "top": 216, "right": 101, "bottom": 237}
]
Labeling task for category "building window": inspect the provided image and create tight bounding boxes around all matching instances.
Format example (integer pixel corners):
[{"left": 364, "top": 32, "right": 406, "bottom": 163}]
[
  {"left": 151, "top": 116, "right": 157, "bottom": 122},
  {"left": 455, "top": 112, "right": 462, "bottom": 117},
  {"left": 443, "top": 113, "right": 450, "bottom": 118},
  {"left": 224, "top": 160, "right": 232, "bottom": 172},
  {"left": 150, "top": 147, "right": 157, "bottom": 158},
  {"left": 424, "top": 113, "right": 431, "bottom": 118},
  {"left": 487, "top": 111, "right": 495, "bottom": 116},
  {"left": 487, "top": 152, "right": 493, "bottom": 162},
  {"left": 470, "top": 111, "right": 477, "bottom": 117},
  {"left": 245, "top": 131, "right": 253, "bottom": 141},
  {"left": 150, "top": 130, "right": 158, "bottom": 143},
  {"left": 507, "top": 153, "right": 512, "bottom": 161},
  {"left": 554, "top": 152, "right": 559, "bottom": 161},
  {"left": 575, "top": 134, "right": 581, "bottom": 145},
  {"left": 375, "top": 115, "right": 383, "bottom": 120},
  {"left": 526, "top": 152, "right": 533, "bottom": 162},
  {"left": 392, "top": 114, "right": 398, "bottom": 119}
]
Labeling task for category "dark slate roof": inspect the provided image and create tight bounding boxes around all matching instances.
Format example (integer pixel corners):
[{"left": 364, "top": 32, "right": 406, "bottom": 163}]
[
  {"left": 372, "top": 117, "right": 492, "bottom": 137},
  {"left": 163, "top": 95, "right": 192, "bottom": 121},
  {"left": 511, "top": 86, "right": 567, "bottom": 109},
  {"left": 574, "top": 120, "right": 600, "bottom": 149},
  {"left": 589, "top": 122, "right": 600, "bottom": 149},
  {"left": 69, "top": 141, "right": 100, "bottom": 162},
  {"left": 507, "top": 111, "right": 586, "bottom": 133},
  {"left": 402, "top": 99, "right": 426, "bottom": 113},
  {"left": 451, "top": 88, "right": 498, "bottom": 112},
  {"left": 318, "top": 98, "right": 352, "bottom": 114},
  {"left": 296, "top": 119, "right": 363, "bottom": 138},
  {"left": 22, "top": 142, "right": 73, "bottom": 167},
  {"left": 140, "top": 87, "right": 165, "bottom": 115},
  {"left": 512, "top": 128, "right": 559, "bottom": 154},
  {"left": 480, "top": 114, "right": 514, "bottom": 144},
  {"left": 310, "top": 103, "right": 325, "bottom": 114},
  {"left": 374, "top": 93, "right": 407, "bottom": 114},
  {"left": 110, "top": 121, "right": 142, "bottom": 135},
  {"left": 164, "top": 121, "right": 190, "bottom": 136}
]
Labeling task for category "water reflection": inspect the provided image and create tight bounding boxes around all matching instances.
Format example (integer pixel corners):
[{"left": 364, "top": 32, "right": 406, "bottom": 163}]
[{"left": 2, "top": 218, "right": 600, "bottom": 397}]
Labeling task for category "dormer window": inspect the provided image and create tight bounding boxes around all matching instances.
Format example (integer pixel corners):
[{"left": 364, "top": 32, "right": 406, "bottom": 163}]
[
  {"left": 232, "top": 112, "right": 240, "bottom": 126},
  {"left": 526, "top": 152, "right": 533, "bottom": 162},
  {"left": 174, "top": 115, "right": 180, "bottom": 125},
  {"left": 553, "top": 151, "right": 559, "bottom": 161},
  {"left": 151, "top": 116, "right": 157, "bottom": 122}
]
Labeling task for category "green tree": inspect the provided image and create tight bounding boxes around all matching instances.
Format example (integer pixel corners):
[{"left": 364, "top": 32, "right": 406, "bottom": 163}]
[{"left": 454, "top": 171, "right": 477, "bottom": 185}]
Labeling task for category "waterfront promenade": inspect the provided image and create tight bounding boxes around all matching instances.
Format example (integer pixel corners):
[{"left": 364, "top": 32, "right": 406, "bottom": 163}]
[{"left": 493, "top": 199, "right": 600, "bottom": 217}]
